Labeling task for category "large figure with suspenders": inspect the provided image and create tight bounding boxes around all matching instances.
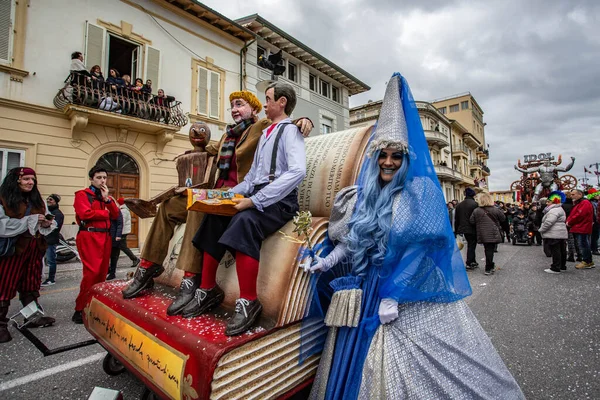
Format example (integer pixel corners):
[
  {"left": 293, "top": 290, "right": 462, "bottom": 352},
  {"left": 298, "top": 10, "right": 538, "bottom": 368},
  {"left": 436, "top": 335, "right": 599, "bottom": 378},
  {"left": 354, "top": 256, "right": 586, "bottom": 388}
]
[
  {"left": 187, "top": 81, "right": 306, "bottom": 336},
  {"left": 121, "top": 86, "right": 312, "bottom": 336},
  {"left": 72, "top": 165, "right": 120, "bottom": 324}
]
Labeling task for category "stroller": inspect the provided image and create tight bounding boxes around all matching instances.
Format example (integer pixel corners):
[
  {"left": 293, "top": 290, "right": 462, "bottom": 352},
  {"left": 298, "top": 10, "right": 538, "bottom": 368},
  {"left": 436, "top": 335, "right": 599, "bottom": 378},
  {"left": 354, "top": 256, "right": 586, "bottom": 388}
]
[{"left": 512, "top": 214, "right": 533, "bottom": 246}]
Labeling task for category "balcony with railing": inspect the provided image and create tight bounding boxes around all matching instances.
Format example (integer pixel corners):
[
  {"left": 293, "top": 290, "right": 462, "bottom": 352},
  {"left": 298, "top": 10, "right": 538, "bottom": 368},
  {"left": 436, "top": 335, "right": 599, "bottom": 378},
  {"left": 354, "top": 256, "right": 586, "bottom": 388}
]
[
  {"left": 54, "top": 72, "right": 187, "bottom": 153},
  {"left": 463, "top": 132, "right": 481, "bottom": 149},
  {"left": 452, "top": 143, "right": 470, "bottom": 158},
  {"left": 477, "top": 146, "right": 490, "bottom": 159},
  {"left": 424, "top": 129, "right": 450, "bottom": 148}
]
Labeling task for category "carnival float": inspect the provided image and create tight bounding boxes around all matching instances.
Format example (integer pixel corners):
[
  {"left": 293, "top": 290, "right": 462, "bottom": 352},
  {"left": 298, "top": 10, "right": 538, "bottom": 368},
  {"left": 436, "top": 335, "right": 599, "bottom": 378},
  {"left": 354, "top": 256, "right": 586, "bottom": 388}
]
[
  {"left": 79, "top": 125, "right": 373, "bottom": 400},
  {"left": 511, "top": 153, "right": 577, "bottom": 203}
]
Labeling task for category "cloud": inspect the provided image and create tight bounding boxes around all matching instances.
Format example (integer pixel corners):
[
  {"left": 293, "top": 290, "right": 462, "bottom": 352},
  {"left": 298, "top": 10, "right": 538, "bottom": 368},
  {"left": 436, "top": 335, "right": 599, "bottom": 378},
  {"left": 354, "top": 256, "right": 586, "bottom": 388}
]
[{"left": 203, "top": 0, "right": 600, "bottom": 191}]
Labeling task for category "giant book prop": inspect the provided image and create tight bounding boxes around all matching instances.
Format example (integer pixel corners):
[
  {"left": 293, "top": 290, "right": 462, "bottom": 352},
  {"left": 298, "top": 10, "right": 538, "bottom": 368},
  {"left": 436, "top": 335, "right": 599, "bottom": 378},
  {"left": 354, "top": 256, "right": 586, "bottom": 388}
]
[{"left": 84, "top": 126, "right": 373, "bottom": 400}]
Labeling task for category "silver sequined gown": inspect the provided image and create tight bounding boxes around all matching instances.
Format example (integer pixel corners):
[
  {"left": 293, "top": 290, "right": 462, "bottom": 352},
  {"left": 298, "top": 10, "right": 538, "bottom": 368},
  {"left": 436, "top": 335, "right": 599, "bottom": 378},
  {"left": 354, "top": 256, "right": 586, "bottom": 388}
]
[{"left": 312, "top": 178, "right": 525, "bottom": 399}]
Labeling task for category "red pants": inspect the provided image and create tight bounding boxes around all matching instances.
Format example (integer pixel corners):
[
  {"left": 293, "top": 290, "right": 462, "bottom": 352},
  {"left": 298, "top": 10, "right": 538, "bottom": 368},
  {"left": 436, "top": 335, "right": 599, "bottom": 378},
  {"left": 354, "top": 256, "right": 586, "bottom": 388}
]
[
  {"left": 0, "top": 239, "right": 43, "bottom": 301},
  {"left": 75, "top": 230, "right": 112, "bottom": 311}
]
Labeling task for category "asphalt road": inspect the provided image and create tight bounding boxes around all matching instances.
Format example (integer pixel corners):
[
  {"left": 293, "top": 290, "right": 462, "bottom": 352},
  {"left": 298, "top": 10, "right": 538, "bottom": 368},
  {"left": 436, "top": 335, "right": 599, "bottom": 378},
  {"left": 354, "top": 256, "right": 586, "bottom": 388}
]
[{"left": 0, "top": 243, "right": 599, "bottom": 399}]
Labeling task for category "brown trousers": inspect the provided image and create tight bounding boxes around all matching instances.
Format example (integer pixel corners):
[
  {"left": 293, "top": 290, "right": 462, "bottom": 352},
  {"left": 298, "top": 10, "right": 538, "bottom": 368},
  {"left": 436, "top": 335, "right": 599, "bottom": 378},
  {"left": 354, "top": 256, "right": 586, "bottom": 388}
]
[{"left": 140, "top": 195, "right": 204, "bottom": 273}]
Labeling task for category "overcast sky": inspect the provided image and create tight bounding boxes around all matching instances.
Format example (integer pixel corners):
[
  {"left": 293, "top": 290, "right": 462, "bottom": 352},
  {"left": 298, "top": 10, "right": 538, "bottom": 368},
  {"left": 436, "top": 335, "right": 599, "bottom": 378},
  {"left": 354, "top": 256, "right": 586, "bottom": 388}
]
[{"left": 202, "top": 0, "right": 600, "bottom": 191}]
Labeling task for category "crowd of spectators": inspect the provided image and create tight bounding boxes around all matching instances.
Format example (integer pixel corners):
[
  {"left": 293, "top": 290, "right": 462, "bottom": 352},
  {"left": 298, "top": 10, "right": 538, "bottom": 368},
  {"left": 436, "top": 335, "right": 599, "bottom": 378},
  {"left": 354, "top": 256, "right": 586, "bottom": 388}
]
[
  {"left": 67, "top": 51, "right": 176, "bottom": 124},
  {"left": 450, "top": 186, "right": 600, "bottom": 275}
]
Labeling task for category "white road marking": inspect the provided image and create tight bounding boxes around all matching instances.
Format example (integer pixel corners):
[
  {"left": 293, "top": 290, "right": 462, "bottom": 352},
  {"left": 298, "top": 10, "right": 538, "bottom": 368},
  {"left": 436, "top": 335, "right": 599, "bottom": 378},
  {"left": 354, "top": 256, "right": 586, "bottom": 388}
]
[{"left": 0, "top": 352, "right": 106, "bottom": 391}]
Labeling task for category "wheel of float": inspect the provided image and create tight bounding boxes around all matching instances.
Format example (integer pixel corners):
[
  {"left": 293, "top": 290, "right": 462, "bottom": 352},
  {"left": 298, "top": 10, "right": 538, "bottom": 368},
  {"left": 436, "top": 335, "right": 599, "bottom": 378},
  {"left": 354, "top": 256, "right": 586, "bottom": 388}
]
[
  {"left": 560, "top": 174, "right": 578, "bottom": 190},
  {"left": 102, "top": 353, "right": 126, "bottom": 376},
  {"left": 141, "top": 388, "right": 160, "bottom": 400}
]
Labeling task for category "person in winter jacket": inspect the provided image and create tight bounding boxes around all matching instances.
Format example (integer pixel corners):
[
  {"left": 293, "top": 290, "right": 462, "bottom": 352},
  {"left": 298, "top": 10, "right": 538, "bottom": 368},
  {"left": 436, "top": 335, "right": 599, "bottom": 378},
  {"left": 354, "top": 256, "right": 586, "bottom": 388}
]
[
  {"left": 455, "top": 187, "right": 479, "bottom": 268},
  {"left": 41, "top": 194, "right": 64, "bottom": 286},
  {"left": 587, "top": 190, "right": 600, "bottom": 255},
  {"left": 562, "top": 192, "right": 579, "bottom": 261},
  {"left": 528, "top": 204, "right": 543, "bottom": 245},
  {"left": 539, "top": 192, "right": 569, "bottom": 273},
  {"left": 566, "top": 189, "right": 594, "bottom": 269},
  {"left": 470, "top": 193, "right": 506, "bottom": 275},
  {"left": 107, "top": 210, "right": 123, "bottom": 281},
  {"left": 115, "top": 198, "right": 139, "bottom": 268}
]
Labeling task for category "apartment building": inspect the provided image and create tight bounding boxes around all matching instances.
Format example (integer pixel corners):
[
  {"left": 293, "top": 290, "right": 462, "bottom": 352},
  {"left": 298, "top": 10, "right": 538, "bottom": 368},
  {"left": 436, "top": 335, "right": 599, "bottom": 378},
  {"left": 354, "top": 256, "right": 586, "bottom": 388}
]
[{"left": 0, "top": 0, "right": 368, "bottom": 247}]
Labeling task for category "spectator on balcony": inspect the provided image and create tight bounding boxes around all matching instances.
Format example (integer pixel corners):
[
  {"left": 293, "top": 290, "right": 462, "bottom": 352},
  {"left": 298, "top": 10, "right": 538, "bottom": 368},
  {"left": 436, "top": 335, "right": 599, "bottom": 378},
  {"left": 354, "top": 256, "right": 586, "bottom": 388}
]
[
  {"left": 90, "top": 65, "right": 104, "bottom": 82},
  {"left": 143, "top": 79, "right": 153, "bottom": 96},
  {"left": 70, "top": 51, "right": 91, "bottom": 76},
  {"left": 149, "top": 89, "right": 175, "bottom": 123},
  {"left": 90, "top": 65, "right": 104, "bottom": 90},
  {"left": 105, "top": 68, "right": 123, "bottom": 90},
  {"left": 122, "top": 74, "right": 132, "bottom": 89},
  {"left": 131, "top": 78, "right": 144, "bottom": 93},
  {"left": 101, "top": 68, "right": 123, "bottom": 111},
  {"left": 70, "top": 51, "right": 91, "bottom": 87}
]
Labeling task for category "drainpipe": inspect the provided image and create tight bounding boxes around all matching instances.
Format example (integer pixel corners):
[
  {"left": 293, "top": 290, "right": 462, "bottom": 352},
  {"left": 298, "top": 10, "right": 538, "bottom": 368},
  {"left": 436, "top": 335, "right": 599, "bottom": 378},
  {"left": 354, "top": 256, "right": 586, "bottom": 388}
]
[{"left": 240, "top": 39, "right": 257, "bottom": 90}]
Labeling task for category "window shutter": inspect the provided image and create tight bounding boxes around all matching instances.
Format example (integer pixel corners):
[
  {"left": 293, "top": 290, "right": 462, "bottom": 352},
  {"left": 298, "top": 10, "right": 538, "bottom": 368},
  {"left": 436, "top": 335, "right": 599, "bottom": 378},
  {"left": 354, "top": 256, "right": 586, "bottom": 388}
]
[
  {"left": 84, "top": 22, "right": 106, "bottom": 71},
  {"left": 0, "top": 148, "right": 24, "bottom": 182},
  {"left": 144, "top": 45, "right": 161, "bottom": 90},
  {"left": 0, "top": 0, "right": 14, "bottom": 64},
  {"left": 197, "top": 66, "right": 208, "bottom": 115},
  {"left": 209, "top": 71, "right": 220, "bottom": 119}
]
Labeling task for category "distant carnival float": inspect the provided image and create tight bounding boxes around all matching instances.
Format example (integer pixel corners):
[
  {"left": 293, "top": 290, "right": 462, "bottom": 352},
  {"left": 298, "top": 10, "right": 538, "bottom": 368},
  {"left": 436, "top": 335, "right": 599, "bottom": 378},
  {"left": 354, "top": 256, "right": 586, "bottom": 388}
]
[{"left": 511, "top": 153, "right": 576, "bottom": 202}]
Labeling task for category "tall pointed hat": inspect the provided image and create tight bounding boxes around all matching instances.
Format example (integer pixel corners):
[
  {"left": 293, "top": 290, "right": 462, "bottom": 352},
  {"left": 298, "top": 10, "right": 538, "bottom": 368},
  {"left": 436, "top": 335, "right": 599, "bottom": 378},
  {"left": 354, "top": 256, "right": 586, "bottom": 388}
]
[{"left": 368, "top": 73, "right": 409, "bottom": 155}]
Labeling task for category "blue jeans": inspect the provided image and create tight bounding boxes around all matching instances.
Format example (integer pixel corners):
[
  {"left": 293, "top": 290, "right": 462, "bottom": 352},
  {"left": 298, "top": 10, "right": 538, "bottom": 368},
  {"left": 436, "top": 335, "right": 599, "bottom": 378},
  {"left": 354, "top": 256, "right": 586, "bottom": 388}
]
[
  {"left": 46, "top": 244, "right": 57, "bottom": 281},
  {"left": 573, "top": 233, "right": 592, "bottom": 263}
]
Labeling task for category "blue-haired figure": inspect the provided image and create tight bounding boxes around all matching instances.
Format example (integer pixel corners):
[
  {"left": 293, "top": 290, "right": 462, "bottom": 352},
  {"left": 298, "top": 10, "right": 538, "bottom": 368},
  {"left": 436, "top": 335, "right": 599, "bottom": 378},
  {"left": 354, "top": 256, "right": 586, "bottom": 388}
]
[{"left": 305, "top": 74, "right": 524, "bottom": 399}]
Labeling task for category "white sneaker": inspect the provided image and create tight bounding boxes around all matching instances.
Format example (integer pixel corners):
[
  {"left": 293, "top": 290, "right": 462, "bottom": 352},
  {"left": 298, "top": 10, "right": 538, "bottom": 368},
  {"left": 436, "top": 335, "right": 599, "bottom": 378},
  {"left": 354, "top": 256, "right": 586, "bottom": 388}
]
[{"left": 544, "top": 269, "right": 560, "bottom": 274}]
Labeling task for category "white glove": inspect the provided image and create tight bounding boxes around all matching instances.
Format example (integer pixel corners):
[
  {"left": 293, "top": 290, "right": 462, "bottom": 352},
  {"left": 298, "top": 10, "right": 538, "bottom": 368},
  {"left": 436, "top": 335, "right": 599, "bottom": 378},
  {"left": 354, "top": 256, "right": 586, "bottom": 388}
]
[
  {"left": 378, "top": 298, "right": 399, "bottom": 325},
  {"left": 309, "top": 255, "right": 330, "bottom": 273},
  {"left": 299, "top": 243, "right": 349, "bottom": 274}
]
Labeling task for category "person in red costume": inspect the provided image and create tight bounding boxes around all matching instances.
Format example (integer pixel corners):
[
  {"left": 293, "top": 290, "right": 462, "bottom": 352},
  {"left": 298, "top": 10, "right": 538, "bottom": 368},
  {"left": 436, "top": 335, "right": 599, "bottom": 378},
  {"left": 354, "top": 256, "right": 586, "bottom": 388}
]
[{"left": 72, "top": 165, "right": 120, "bottom": 324}]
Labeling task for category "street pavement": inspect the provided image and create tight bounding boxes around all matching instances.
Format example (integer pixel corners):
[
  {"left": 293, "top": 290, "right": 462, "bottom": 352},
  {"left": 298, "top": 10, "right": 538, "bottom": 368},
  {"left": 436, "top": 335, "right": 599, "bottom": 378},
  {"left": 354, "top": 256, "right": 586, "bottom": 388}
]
[{"left": 0, "top": 243, "right": 599, "bottom": 399}]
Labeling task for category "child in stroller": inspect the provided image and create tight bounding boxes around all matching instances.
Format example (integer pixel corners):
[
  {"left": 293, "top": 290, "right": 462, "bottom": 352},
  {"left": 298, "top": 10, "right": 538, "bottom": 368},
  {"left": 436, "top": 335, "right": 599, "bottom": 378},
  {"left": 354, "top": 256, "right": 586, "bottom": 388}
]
[{"left": 512, "top": 210, "right": 533, "bottom": 245}]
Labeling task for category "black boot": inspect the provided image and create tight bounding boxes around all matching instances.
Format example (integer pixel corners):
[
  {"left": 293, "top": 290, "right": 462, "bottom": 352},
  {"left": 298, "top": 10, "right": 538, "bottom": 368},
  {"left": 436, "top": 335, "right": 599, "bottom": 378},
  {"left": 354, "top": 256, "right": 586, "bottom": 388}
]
[
  {"left": 72, "top": 310, "right": 83, "bottom": 324},
  {"left": 20, "top": 292, "right": 55, "bottom": 328},
  {"left": 181, "top": 285, "right": 224, "bottom": 318},
  {"left": 122, "top": 264, "right": 164, "bottom": 299},
  {"left": 167, "top": 274, "right": 201, "bottom": 316},
  {"left": 567, "top": 254, "right": 575, "bottom": 262},
  {"left": 0, "top": 301, "right": 12, "bottom": 343},
  {"left": 226, "top": 298, "right": 263, "bottom": 336}
]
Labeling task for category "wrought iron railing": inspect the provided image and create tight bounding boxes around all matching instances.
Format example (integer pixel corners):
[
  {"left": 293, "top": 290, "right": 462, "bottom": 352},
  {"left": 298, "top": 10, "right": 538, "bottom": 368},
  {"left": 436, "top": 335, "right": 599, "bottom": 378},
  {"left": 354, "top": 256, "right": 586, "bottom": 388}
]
[{"left": 54, "top": 72, "right": 188, "bottom": 127}]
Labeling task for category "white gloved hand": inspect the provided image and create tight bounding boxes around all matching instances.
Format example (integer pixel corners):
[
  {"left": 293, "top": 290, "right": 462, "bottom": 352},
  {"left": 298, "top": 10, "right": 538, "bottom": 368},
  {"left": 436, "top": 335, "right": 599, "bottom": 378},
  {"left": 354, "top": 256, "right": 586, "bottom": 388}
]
[
  {"left": 378, "top": 298, "right": 399, "bottom": 325},
  {"left": 309, "top": 255, "right": 331, "bottom": 273}
]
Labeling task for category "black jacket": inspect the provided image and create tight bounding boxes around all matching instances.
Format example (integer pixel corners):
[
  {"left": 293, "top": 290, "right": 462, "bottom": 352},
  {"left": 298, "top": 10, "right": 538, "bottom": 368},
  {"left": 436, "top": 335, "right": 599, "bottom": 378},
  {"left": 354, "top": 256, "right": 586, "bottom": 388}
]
[
  {"left": 454, "top": 197, "right": 478, "bottom": 235},
  {"left": 45, "top": 206, "right": 65, "bottom": 246},
  {"left": 110, "top": 211, "right": 123, "bottom": 248},
  {"left": 562, "top": 199, "right": 574, "bottom": 218}
]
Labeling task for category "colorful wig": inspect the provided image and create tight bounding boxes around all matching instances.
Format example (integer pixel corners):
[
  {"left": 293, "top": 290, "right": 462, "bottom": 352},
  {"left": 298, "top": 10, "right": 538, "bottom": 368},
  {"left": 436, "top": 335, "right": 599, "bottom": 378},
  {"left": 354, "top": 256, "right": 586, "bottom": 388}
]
[{"left": 548, "top": 190, "right": 566, "bottom": 204}]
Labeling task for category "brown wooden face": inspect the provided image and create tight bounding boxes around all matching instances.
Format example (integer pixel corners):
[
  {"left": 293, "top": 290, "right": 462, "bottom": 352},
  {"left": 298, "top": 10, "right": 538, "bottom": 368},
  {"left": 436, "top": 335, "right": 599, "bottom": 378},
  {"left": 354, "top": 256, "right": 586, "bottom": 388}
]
[{"left": 189, "top": 122, "right": 210, "bottom": 150}]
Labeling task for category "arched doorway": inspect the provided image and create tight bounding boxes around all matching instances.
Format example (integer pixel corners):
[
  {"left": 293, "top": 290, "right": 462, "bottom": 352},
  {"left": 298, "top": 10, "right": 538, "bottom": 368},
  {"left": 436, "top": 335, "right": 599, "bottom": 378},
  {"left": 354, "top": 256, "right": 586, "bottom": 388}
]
[{"left": 96, "top": 152, "right": 140, "bottom": 248}]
